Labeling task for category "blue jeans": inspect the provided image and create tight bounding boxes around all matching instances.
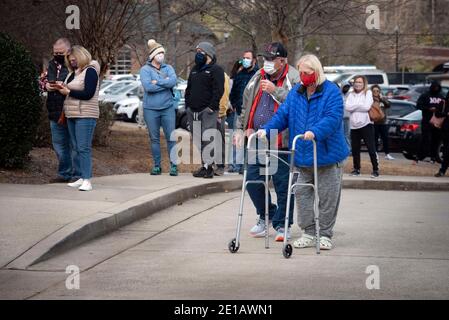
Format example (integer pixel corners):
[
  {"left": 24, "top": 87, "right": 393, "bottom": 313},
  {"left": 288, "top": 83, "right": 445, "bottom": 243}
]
[
  {"left": 246, "top": 152, "right": 294, "bottom": 230},
  {"left": 143, "top": 107, "right": 177, "bottom": 167},
  {"left": 227, "top": 112, "right": 243, "bottom": 171},
  {"left": 50, "top": 121, "right": 76, "bottom": 180},
  {"left": 67, "top": 118, "right": 97, "bottom": 180}
]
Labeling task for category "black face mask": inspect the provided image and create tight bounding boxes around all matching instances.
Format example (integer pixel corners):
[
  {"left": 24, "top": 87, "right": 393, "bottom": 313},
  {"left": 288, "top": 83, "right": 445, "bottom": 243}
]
[
  {"left": 54, "top": 55, "right": 65, "bottom": 64},
  {"left": 195, "top": 52, "right": 207, "bottom": 67}
]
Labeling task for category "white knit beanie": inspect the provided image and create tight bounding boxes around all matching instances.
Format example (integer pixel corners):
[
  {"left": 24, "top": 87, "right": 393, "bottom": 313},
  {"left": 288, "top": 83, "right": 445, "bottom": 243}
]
[{"left": 148, "top": 39, "right": 165, "bottom": 61}]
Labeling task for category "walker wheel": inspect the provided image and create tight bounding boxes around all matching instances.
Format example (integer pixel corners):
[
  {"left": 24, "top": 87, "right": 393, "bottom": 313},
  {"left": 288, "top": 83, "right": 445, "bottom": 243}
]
[
  {"left": 228, "top": 238, "right": 240, "bottom": 253},
  {"left": 283, "top": 244, "right": 293, "bottom": 259}
]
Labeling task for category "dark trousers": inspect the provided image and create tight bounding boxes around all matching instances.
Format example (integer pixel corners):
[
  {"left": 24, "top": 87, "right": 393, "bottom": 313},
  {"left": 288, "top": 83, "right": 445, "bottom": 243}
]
[
  {"left": 351, "top": 124, "right": 379, "bottom": 172},
  {"left": 246, "top": 153, "right": 294, "bottom": 230},
  {"left": 217, "top": 116, "right": 226, "bottom": 168},
  {"left": 418, "top": 123, "right": 441, "bottom": 161},
  {"left": 440, "top": 130, "right": 449, "bottom": 173},
  {"left": 374, "top": 124, "right": 390, "bottom": 155}
]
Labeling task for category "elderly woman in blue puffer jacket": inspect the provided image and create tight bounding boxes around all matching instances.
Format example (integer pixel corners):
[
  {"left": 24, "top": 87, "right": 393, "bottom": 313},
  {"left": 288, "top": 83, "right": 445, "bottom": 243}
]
[{"left": 258, "top": 54, "right": 349, "bottom": 251}]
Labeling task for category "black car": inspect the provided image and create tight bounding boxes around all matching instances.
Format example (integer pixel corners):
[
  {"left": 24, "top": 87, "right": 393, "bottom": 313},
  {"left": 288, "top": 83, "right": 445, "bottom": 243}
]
[
  {"left": 393, "top": 84, "right": 449, "bottom": 103},
  {"left": 387, "top": 110, "right": 443, "bottom": 162},
  {"left": 386, "top": 99, "right": 417, "bottom": 118}
]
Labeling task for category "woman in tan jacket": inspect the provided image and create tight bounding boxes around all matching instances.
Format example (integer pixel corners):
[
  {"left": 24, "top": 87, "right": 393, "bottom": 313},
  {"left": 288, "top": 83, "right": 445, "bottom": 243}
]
[{"left": 56, "top": 45, "right": 100, "bottom": 191}]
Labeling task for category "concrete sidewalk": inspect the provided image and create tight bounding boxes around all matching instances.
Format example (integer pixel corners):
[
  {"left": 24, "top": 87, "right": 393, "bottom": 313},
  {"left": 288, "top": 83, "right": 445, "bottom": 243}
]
[{"left": 0, "top": 173, "right": 448, "bottom": 271}]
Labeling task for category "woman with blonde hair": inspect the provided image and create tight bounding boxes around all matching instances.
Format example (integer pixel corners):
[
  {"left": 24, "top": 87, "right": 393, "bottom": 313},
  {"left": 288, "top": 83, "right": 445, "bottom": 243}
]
[
  {"left": 345, "top": 75, "right": 379, "bottom": 178},
  {"left": 56, "top": 45, "right": 100, "bottom": 191},
  {"left": 258, "top": 54, "right": 349, "bottom": 250}
]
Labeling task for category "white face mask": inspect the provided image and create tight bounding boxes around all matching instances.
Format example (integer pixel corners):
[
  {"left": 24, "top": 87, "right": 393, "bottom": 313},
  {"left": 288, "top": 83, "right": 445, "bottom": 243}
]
[
  {"left": 154, "top": 53, "right": 165, "bottom": 64},
  {"left": 263, "top": 61, "right": 276, "bottom": 75}
]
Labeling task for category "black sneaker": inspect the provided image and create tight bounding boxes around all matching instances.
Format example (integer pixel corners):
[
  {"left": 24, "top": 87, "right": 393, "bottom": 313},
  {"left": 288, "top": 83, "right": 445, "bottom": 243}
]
[
  {"left": 435, "top": 171, "right": 445, "bottom": 178},
  {"left": 350, "top": 169, "right": 360, "bottom": 176},
  {"left": 371, "top": 171, "right": 380, "bottom": 178},
  {"left": 204, "top": 166, "right": 214, "bottom": 179},
  {"left": 193, "top": 167, "right": 207, "bottom": 178}
]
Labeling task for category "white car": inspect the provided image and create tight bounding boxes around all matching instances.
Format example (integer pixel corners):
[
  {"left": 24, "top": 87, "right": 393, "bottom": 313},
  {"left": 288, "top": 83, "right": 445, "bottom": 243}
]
[
  {"left": 114, "top": 82, "right": 187, "bottom": 125},
  {"left": 101, "top": 82, "right": 143, "bottom": 104},
  {"left": 106, "top": 74, "right": 137, "bottom": 81},
  {"left": 114, "top": 96, "right": 141, "bottom": 123},
  {"left": 99, "top": 80, "right": 135, "bottom": 99},
  {"left": 333, "top": 70, "right": 390, "bottom": 87}
]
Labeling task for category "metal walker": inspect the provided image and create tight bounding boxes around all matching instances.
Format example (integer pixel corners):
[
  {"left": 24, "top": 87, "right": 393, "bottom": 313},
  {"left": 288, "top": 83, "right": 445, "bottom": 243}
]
[{"left": 228, "top": 133, "right": 321, "bottom": 259}]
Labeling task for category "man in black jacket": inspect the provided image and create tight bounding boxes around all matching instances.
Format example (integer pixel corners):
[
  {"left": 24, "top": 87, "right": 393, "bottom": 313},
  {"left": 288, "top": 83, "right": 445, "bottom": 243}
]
[
  {"left": 45, "top": 38, "right": 75, "bottom": 183},
  {"left": 416, "top": 81, "right": 446, "bottom": 163},
  {"left": 185, "top": 42, "right": 225, "bottom": 178}
]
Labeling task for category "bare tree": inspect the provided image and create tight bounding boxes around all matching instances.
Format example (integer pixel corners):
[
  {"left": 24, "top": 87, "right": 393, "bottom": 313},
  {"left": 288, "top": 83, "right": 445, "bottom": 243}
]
[
  {"left": 41, "top": 0, "right": 162, "bottom": 78},
  {"left": 204, "top": 0, "right": 401, "bottom": 62}
]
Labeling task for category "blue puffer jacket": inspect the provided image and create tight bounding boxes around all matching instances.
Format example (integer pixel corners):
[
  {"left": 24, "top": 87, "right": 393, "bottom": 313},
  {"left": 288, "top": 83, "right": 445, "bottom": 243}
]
[
  {"left": 140, "top": 62, "right": 177, "bottom": 110},
  {"left": 263, "top": 80, "right": 350, "bottom": 167}
]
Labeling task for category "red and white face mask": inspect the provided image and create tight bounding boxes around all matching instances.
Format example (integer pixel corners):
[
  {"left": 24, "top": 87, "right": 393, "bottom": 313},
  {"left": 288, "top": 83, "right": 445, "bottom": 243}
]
[{"left": 300, "top": 72, "right": 317, "bottom": 87}]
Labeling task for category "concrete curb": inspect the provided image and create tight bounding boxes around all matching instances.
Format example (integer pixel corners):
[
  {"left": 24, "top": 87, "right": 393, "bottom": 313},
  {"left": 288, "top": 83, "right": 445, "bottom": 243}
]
[
  {"left": 343, "top": 176, "right": 449, "bottom": 191},
  {"left": 6, "top": 178, "right": 242, "bottom": 269},
  {"left": 5, "top": 175, "right": 448, "bottom": 269}
]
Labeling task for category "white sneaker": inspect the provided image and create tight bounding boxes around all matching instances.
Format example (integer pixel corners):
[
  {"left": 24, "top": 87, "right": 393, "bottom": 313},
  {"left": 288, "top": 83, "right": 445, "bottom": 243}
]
[
  {"left": 249, "top": 218, "right": 272, "bottom": 238},
  {"left": 79, "top": 179, "right": 93, "bottom": 192},
  {"left": 385, "top": 154, "right": 395, "bottom": 160},
  {"left": 68, "top": 179, "right": 84, "bottom": 188}
]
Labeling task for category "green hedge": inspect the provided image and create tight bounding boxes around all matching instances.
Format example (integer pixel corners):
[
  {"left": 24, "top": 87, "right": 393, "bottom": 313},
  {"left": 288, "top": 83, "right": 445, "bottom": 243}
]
[{"left": 0, "top": 33, "right": 41, "bottom": 168}]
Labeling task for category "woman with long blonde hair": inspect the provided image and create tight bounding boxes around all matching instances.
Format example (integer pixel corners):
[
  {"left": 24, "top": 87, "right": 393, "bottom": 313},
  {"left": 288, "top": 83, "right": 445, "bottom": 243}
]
[
  {"left": 345, "top": 75, "right": 379, "bottom": 178},
  {"left": 56, "top": 45, "right": 101, "bottom": 191}
]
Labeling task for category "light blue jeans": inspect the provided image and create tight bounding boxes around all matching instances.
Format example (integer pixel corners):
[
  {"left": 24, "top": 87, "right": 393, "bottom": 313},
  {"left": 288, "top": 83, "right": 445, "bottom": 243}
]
[
  {"left": 67, "top": 118, "right": 97, "bottom": 180},
  {"left": 143, "top": 107, "right": 177, "bottom": 167}
]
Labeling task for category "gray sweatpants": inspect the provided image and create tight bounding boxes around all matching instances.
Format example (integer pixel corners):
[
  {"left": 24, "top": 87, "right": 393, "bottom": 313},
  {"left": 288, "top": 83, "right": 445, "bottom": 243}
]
[
  {"left": 187, "top": 108, "right": 219, "bottom": 166},
  {"left": 295, "top": 162, "right": 344, "bottom": 239}
]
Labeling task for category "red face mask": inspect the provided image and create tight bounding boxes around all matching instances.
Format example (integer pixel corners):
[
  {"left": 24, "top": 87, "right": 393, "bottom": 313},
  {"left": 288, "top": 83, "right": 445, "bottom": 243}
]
[{"left": 300, "top": 72, "right": 317, "bottom": 87}]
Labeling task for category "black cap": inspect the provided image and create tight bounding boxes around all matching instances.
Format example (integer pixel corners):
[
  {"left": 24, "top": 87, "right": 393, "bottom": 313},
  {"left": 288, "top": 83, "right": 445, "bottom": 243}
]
[{"left": 258, "top": 42, "right": 288, "bottom": 59}]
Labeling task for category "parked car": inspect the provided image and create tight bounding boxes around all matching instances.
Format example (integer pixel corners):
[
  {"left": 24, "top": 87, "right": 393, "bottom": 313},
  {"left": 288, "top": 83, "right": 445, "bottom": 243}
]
[
  {"left": 333, "top": 70, "right": 389, "bottom": 87},
  {"left": 115, "top": 82, "right": 189, "bottom": 128},
  {"left": 114, "top": 96, "right": 140, "bottom": 123},
  {"left": 106, "top": 74, "right": 137, "bottom": 81},
  {"left": 379, "top": 85, "right": 410, "bottom": 97},
  {"left": 387, "top": 110, "right": 443, "bottom": 162},
  {"left": 99, "top": 80, "right": 135, "bottom": 98},
  {"left": 100, "top": 80, "right": 113, "bottom": 89},
  {"left": 392, "top": 84, "right": 449, "bottom": 102},
  {"left": 101, "top": 82, "right": 143, "bottom": 104},
  {"left": 386, "top": 99, "right": 417, "bottom": 118}
]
